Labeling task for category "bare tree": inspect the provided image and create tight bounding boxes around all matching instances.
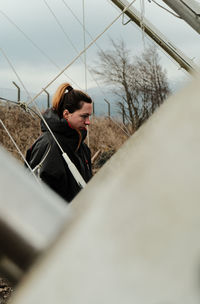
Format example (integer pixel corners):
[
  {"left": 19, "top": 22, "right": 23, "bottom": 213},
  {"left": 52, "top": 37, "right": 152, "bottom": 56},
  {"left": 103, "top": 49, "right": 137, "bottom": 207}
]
[{"left": 92, "top": 39, "right": 170, "bottom": 132}]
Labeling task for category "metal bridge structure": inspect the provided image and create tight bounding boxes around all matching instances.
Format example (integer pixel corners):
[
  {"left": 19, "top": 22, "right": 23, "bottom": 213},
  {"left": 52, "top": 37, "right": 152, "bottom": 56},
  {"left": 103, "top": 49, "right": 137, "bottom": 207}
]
[{"left": 0, "top": 1, "right": 200, "bottom": 303}]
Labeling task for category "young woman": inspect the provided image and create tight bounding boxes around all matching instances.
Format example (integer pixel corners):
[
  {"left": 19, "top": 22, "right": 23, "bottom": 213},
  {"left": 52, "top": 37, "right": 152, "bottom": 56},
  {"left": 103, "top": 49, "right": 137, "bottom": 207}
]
[{"left": 26, "top": 83, "right": 93, "bottom": 202}]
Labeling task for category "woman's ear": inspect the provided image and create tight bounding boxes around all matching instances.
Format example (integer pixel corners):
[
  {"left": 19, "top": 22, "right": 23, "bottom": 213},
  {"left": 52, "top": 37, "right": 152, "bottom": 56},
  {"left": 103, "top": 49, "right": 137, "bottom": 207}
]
[{"left": 63, "top": 109, "right": 70, "bottom": 120}]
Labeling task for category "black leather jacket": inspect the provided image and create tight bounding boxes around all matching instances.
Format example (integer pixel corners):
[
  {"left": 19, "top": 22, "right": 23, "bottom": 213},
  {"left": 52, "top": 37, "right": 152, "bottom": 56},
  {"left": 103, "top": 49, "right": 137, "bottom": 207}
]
[{"left": 26, "top": 108, "right": 92, "bottom": 202}]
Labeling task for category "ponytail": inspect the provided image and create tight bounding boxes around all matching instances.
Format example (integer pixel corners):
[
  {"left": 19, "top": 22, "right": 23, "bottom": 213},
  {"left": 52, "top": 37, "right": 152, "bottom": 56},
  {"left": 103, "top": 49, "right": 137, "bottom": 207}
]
[
  {"left": 52, "top": 82, "right": 92, "bottom": 118},
  {"left": 52, "top": 83, "right": 72, "bottom": 112}
]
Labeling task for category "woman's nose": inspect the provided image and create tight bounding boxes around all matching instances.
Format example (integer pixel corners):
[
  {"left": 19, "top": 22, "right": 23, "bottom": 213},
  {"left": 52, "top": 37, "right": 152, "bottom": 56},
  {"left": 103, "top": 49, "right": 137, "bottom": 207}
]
[{"left": 85, "top": 117, "right": 90, "bottom": 125}]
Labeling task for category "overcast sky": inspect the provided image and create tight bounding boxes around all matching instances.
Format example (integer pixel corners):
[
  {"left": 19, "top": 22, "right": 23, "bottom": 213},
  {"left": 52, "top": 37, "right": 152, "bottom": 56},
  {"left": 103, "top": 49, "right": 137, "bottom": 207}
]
[{"left": 0, "top": 0, "right": 200, "bottom": 103}]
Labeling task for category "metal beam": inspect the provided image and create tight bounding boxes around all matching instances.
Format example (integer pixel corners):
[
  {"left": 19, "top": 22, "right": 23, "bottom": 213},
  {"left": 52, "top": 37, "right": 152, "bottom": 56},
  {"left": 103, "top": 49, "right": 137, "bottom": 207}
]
[
  {"left": 162, "top": 0, "right": 200, "bottom": 34},
  {"left": 110, "top": 0, "right": 198, "bottom": 74},
  {"left": 0, "top": 147, "right": 68, "bottom": 283}
]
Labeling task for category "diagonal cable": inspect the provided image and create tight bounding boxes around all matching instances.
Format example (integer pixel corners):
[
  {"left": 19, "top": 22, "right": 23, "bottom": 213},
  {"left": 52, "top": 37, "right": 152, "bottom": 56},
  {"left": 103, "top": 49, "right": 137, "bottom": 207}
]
[
  {"left": 0, "top": 50, "right": 86, "bottom": 188},
  {"left": 1, "top": 1, "right": 134, "bottom": 187},
  {"left": 25, "top": 1, "right": 136, "bottom": 142},
  {"left": 0, "top": 48, "right": 32, "bottom": 100},
  {"left": 61, "top": 0, "right": 131, "bottom": 136},
  {"left": 26, "top": 0, "right": 136, "bottom": 106},
  {"left": 82, "top": 0, "right": 87, "bottom": 92},
  {"left": 0, "top": 118, "right": 42, "bottom": 186},
  {"left": 2, "top": 2, "right": 134, "bottom": 172},
  {"left": 43, "top": 0, "right": 98, "bottom": 92},
  {"left": 43, "top": 0, "right": 80, "bottom": 54},
  {"left": 0, "top": 9, "right": 82, "bottom": 89}
]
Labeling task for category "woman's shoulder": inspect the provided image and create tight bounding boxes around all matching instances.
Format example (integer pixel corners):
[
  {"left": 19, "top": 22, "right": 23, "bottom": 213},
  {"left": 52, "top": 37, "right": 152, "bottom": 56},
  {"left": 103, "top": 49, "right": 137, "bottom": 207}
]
[
  {"left": 34, "top": 132, "right": 51, "bottom": 148},
  {"left": 28, "top": 132, "right": 56, "bottom": 157}
]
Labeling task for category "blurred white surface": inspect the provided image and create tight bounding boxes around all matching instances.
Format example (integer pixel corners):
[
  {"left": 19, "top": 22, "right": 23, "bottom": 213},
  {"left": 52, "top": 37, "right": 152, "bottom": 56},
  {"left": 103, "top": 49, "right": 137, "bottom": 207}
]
[
  {"left": 9, "top": 73, "right": 200, "bottom": 303},
  {"left": 0, "top": 147, "right": 69, "bottom": 268}
]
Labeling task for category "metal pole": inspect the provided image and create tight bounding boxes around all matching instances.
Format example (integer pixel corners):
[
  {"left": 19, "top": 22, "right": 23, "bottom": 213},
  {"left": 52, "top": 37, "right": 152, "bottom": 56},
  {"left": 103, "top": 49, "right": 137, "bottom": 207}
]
[
  {"left": 82, "top": 0, "right": 87, "bottom": 92},
  {"left": 162, "top": 0, "right": 200, "bottom": 34},
  {"left": 104, "top": 99, "right": 111, "bottom": 117},
  {"left": 0, "top": 147, "right": 67, "bottom": 283},
  {"left": 12, "top": 81, "right": 20, "bottom": 101},
  {"left": 110, "top": 0, "right": 198, "bottom": 74},
  {"left": 43, "top": 89, "right": 50, "bottom": 108}
]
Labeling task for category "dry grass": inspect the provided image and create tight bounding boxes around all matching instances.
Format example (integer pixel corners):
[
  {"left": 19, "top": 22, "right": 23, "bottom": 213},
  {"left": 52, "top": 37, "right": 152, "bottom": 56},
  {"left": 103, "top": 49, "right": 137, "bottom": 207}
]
[
  {"left": 0, "top": 103, "right": 129, "bottom": 168},
  {"left": 0, "top": 103, "right": 40, "bottom": 161},
  {"left": 89, "top": 116, "right": 128, "bottom": 154},
  {"left": 89, "top": 116, "right": 129, "bottom": 170}
]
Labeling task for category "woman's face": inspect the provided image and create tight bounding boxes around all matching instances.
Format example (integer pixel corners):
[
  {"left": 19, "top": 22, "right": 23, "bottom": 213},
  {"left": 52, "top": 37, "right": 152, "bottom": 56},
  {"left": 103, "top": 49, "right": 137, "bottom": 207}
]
[{"left": 63, "top": 102, "right": 93, "bottom": 130}]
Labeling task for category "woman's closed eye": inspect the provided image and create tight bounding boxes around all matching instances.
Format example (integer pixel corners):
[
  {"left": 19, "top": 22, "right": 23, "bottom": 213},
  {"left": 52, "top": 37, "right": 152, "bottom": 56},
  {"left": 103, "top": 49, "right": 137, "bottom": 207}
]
[{"left": 80, "top": 114, "right": 90, "bottom": 119}]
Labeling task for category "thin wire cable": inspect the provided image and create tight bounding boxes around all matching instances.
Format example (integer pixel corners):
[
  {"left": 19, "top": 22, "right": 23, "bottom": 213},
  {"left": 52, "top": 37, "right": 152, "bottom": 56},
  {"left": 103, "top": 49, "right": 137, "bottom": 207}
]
[
  {"left": 43, "top": 0, "right": 97, "bottom": 93},
  {"left": 82, "top": 0, "right": 90, "bottom": 147},
  {"left": 43, "top": 0, "right": 90, "bottom": 92},
  {"left": 0, "top": 49, "right": 64, "bottom": 153},
  {"left": 0, "top": 48, "right": 86, "bottom": 187},
  {"left": 43, "top": 0, "right": 80, "bottom": 54},
  {"left": 82, "top": 0, "right": 87, "bottom": 92},
  {"left": 26, "top": 1, "right": 137, "bottom": 140},
  {"left": 44, "top": 0, "right": 89, "bottom": 148},
  {"left": 0, "top": 119, "right": 42, "bottom": 186},
  {"left": 61, "top": 0, "right": 108, "bottom": 96},
  {"left": 54, "top": 0, "right": 130, "bottom": 136},
  {"left": 43, "top": 0, "right": 96, "bottom": 102},
  {"left": 0, "top": 97, "right": 41, "bottom": 118},
  {"left": 0, "top": 48, "right": 32, "bottom": 100},
  {"left": 109, "top": 116, "right": 130, "bottom": 136},
  {"left": 26, "top": 0, "right": 136, "bottom": 107},
  {"left": 1, "top": 4, "right": 136, "bottom": 183},
  {"left": 62, "top": 0, "right": 103, "bottom": 51},
  {"left": 0, "top": 9, "right": 81, "bottom": 90},
  {"left": 2, "top": 2, "right": 132, "bottom": 141},
  {"left": 61, "top": 0, "right": 131, "bottom": 137},
  {"left": 26, "top": 1, "right": 136, "bottom": 136},
  {"left": 61, "top": 0, "right": 121, "bottom": 90}
]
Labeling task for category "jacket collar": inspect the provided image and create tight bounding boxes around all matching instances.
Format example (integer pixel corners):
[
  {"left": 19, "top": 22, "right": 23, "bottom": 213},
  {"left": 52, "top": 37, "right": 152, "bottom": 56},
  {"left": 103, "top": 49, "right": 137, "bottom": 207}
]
[{"left": 41, "top": 108, "right": 87, "bottom": 149}]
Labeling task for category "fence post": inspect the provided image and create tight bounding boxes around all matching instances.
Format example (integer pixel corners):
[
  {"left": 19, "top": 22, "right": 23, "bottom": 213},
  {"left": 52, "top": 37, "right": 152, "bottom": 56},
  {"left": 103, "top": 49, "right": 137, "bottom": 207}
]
[
  {"left": 43, "top": 89, "right": 50, "bottom": 109},
  {"left": 104, "top": 99, "right": 111, "bottom": 117},
  {"left": 12, "top": 81, "right": 20, "bottom": 102}
]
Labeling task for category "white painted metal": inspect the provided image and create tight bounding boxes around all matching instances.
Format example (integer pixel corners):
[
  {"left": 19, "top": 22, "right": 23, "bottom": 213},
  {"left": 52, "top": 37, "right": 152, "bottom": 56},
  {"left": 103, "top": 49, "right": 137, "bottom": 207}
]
[
  {"left": 9, "top": 73, "right": 200, "bottom": 303},
  {"left": 179, "top": 0, "right": 200, "bottom": 13},
  {"left": 0, "top": 147, "right": 69, "bottom": 272},
  {"left": 110, "top": 0, "right": 199, "bottom": 73},
  {"left": 62, "top": 152, "right": 86, "bottom": 188},
  {"left": 162, "top": 0, "right": 200, "bottom": 34}
]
